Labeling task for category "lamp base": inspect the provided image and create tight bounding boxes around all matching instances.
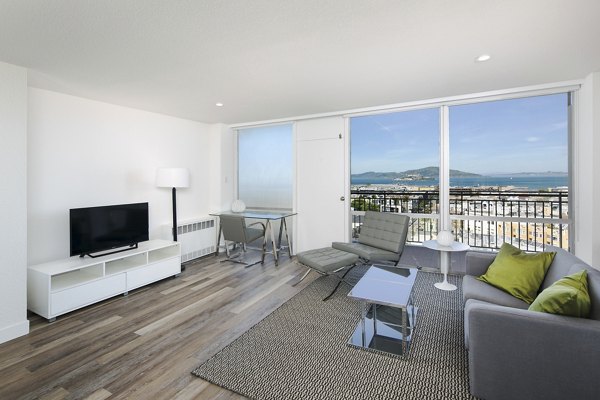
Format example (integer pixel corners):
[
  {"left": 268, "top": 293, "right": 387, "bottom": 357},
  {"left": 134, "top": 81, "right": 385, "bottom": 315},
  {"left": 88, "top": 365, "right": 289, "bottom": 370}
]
[{"left": 434, "top": 281, "right": 457, "bottom": 291}]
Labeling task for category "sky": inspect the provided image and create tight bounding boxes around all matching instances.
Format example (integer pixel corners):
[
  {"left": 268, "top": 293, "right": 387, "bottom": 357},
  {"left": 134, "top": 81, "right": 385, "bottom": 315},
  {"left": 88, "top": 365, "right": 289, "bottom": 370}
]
[{"left": 350, "top": 93, "right": 569, "bottom": 175}]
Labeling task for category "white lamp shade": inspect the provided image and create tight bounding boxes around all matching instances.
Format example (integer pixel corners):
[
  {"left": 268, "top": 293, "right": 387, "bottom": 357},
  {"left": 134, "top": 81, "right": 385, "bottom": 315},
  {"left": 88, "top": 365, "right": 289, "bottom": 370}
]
[{"left": 156, "top": 167, "right": 190, "bottom": 188}]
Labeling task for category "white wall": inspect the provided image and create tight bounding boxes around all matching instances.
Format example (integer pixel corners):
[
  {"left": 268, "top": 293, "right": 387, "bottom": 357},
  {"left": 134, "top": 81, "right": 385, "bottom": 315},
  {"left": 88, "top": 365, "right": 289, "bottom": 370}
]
[
  {"left": 208, "top": 123, "right": 235, "bottom": 213},
  {"left": 0, "top": 62, "right": 29, "bottom": 343},
  {"left": 28, "top": 88, "right": 212, "bottom": 265},
  {"left": 573, "top": 71, "right": 600, "bottom": 266},
  {"left": 573, "top": 73, "right": 594, "bottom": 262},
  {"left": 592, "top": 73, "right": 600, "bottom": 266}
]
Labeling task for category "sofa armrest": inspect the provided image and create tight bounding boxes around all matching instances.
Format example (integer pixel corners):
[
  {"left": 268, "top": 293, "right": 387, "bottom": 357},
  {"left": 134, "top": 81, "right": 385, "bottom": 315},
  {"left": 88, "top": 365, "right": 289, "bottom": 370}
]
[
  {"left": 467, "top": 302, "right": 600, "bottom": 400},
  {"left": 465, "top": 251, "right": 495, "bottom": 276}
]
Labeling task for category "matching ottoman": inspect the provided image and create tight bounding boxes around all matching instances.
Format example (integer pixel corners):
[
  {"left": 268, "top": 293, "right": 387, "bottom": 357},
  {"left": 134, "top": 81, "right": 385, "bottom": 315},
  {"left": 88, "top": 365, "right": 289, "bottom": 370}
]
[
  {"left": 297, "top": 247, "right": 359, "bottom": 274},
  {"left": 295, "top": 247, "right": 360, "bottom": 300}
]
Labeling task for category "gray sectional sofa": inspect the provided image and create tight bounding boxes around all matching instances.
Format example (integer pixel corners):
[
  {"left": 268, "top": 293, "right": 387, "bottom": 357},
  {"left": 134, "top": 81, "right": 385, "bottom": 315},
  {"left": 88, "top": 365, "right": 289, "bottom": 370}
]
[{"left": 462, "top": 245, "right": 600, "bottom": 400}]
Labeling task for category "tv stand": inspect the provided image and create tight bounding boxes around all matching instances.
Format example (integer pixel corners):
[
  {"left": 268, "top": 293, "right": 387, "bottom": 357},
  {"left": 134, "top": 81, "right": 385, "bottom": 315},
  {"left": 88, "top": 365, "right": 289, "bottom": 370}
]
[
  {"left": 81, "top": 243, "right": 139, "bottom": 258},
  {"left": 28, "top": 240, "right": 181, "bottom": 322}
]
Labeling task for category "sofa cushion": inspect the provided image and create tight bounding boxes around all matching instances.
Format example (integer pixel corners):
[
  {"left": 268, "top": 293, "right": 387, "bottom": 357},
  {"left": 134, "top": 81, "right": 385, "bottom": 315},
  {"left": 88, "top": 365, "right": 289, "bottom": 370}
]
[
  {"left": 541, "top": 245, "right": 588, "bottom": 290},
  {"left": 465, "top": 251, "right": 496, "bottom": 277},
  {"left": 478, "top": 243, "right": 555, "bottom": 304},
  {"left": 568, "top": 264, "right": 600, "bottom": 321},
  {"left": 529, "top": 270, "right": 591, "bottom": 318},
  {"left": 463, "top": 275, "right": 530, "bottom": 309}
]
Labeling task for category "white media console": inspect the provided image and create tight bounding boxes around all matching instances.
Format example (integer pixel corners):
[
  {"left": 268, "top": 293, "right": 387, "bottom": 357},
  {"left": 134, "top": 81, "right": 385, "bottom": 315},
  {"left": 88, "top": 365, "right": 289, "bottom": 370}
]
[{"left": 28, "top": 240, "right": 181, "bottom": 322}]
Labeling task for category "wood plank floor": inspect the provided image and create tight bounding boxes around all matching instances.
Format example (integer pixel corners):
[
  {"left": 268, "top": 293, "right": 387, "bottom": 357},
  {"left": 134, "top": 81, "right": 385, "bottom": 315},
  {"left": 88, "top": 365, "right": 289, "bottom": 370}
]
[{"left": 0, "top": 253, "right": 317, "bottom": 400}]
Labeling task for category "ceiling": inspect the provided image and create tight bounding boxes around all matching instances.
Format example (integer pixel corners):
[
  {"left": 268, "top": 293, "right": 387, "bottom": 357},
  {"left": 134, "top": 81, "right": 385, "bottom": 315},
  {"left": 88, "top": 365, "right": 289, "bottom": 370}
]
[{"left": 1, "top": 0, "right": 599, "bottom": 124}]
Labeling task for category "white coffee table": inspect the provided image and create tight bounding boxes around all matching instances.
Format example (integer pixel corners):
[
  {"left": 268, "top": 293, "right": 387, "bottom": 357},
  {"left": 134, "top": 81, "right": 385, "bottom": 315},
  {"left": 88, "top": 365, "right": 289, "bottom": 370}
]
[{"left": 422, "top": 240, "right": 470, "bottom": 291}]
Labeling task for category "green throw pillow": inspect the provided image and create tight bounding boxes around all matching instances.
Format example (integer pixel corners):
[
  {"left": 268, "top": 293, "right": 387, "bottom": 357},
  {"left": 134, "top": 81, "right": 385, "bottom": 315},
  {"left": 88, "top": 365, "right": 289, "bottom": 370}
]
[
  {"left": 478, "top": 243, "right": 555, "bottom": 304},
  {"left": 529, "top": 269, "right": 591, "bottom": 317}
]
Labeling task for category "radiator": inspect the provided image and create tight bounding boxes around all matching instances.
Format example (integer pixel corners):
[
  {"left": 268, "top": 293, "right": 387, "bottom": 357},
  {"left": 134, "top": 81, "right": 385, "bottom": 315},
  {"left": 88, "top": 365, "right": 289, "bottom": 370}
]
[{"left": 161, "top": 216, "right": 217, "bottom": 263}]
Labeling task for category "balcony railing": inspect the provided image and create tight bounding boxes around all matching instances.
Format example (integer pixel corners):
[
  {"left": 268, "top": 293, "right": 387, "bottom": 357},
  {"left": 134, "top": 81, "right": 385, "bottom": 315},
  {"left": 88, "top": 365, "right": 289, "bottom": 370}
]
[{"left": 351, "top": 189, "right": 569, "bottom": 251}]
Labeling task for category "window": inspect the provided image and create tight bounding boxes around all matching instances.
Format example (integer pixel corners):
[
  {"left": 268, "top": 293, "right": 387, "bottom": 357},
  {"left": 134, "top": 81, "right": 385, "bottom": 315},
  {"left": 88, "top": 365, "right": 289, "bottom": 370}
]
[
  {"left": 350, "top": 108, "right": 440, "bottom": 242},
  {"left": 449, "top": 93, "right": 569, "bottom": 250},
  {"left": 350, "top": 92, "right": 571, "bottom": 251},
  {"left": 237, "top": 124, "right": 293, "bottom": 210}
]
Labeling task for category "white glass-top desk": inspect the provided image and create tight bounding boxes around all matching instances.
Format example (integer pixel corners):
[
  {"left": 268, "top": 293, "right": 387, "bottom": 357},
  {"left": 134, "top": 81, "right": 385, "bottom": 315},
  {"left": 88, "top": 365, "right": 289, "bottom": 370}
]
[{"left": 210, "top": 210, "right": 296, "bottom": 265}]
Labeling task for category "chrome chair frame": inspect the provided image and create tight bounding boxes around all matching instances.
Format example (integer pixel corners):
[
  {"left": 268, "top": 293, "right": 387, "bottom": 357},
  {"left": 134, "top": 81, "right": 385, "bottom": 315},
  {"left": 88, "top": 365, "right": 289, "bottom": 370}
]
[{"left": 219, "top": 214, "right": 266, "bottom": 268}]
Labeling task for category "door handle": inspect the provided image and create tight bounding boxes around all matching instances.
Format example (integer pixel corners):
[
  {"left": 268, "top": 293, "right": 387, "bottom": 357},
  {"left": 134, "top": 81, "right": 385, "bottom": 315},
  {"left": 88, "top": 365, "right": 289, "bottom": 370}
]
[{"left": 340, "top": 196, "right": 345, "bottom": 201}]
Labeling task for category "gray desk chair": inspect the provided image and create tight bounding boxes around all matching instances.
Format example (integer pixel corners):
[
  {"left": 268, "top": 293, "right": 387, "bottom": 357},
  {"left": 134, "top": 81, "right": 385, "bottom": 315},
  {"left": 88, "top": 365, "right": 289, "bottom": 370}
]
[
  {"left": 219, "top": 214, "right": 266, "bottom": 267},
  {"left": 332, "top": 211, "right": 410, "bottom": 266}
]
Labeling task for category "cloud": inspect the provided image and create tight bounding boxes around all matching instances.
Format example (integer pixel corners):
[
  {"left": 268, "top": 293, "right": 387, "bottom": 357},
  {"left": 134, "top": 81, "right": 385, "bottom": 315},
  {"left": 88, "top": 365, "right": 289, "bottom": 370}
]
[
  {"left": 375, "top": 120, "right": 392, "bottom": 132},
  {"left": 526, "top": 136, "right": 540, "bottom": 142},
  {"left": 550, "top": 121, "right": 568, "bottom": 131}
]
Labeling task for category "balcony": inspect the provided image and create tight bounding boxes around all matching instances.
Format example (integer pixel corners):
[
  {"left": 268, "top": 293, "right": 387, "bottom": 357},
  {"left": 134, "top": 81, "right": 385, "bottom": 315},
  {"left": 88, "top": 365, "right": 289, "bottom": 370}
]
[{"left": 351, "top": 188, "right": 569, "bottom": 251}]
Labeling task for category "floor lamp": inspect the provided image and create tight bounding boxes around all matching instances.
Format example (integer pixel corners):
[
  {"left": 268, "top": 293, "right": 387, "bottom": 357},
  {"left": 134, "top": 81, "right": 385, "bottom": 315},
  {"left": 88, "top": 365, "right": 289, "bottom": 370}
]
[{"left": 156, "top": 167, "right": 190, "bottom": 242}]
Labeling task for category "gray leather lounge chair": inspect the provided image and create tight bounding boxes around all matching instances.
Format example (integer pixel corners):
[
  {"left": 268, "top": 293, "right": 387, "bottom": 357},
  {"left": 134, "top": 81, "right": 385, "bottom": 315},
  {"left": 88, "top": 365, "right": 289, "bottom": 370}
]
[
  {"left": 332, "top": 211, "right": 410, "bottom": 266},
  {"left": 296, "top": 211, "right": 410, "bottom": 300}
]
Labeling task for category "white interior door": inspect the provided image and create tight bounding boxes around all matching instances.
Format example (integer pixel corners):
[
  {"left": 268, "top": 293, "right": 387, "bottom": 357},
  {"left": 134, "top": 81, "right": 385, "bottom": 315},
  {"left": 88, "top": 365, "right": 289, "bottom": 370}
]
[{"left": 295, "top": 117, "right": 348, "bottom": 252}]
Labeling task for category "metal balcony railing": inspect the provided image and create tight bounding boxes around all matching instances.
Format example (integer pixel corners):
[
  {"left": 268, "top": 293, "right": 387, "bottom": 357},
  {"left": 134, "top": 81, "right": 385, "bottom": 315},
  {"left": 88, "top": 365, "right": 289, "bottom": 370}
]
[{"left": 350, "top": 189, "right": 569, "bottom": 251}]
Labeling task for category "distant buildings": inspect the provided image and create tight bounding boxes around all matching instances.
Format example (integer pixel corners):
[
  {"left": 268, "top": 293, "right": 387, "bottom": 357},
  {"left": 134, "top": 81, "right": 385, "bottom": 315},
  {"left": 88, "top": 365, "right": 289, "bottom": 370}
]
[{"left": 351, "top": 184, "right": 569, "bottom": 251}]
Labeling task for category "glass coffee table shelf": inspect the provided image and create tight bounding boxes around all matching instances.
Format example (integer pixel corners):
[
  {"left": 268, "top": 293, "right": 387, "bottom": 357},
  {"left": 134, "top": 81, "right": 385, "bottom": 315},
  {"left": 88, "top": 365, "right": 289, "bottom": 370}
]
[{"left": 347, "top": 265, "right": 418, "bottom": 357}]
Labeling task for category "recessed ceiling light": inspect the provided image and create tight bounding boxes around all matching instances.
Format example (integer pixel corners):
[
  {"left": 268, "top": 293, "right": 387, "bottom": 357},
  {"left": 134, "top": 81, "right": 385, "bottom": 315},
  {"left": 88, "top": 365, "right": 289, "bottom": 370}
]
[
  {"left": 475, "top": 54, "right": 491, "bottom": 62},
  {"left": 215, "top": 102, "right": 224, "bottom": 107}
]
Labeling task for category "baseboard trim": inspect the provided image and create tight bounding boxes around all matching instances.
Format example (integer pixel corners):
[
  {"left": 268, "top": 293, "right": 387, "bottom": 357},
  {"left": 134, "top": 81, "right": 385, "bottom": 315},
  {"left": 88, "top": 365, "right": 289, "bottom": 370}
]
[{"left": 0, "top": 319, "right": 29, "bottom": 344}]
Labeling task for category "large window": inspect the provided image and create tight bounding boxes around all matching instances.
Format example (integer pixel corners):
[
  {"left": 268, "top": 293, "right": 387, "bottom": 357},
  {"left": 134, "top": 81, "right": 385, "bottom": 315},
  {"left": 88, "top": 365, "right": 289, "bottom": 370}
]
[
  {"left": 449, "top": 93, "right": 569, "bottom": 250},
  {"left": 350, "top": 108, "right": 440, "bottom": 242},
  {"left": 237, "top": 124, "right": 293, "bottom": 210},
  {"left": 350, "top": 92, "right": 571, "bottom": 251}
]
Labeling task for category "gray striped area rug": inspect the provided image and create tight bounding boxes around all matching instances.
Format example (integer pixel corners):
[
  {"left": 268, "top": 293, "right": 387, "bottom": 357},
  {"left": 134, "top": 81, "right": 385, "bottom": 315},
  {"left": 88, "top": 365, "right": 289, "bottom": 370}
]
[{"left": 192, "top": 270, "right": 475, "bottom": 400}]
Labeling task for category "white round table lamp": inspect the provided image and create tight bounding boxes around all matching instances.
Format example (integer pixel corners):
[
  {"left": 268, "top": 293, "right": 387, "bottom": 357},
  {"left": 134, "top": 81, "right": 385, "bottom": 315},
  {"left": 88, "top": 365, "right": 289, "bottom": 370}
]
[
  {"left": 231, "top": 199, "right": 246, "bottom": 213},
  {"left": 436, "top": 230, "right": 454, "bottom": 247}
]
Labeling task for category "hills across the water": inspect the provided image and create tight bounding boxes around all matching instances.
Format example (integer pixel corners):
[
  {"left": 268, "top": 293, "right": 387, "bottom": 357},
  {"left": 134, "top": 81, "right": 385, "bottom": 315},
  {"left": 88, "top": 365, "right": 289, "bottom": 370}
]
[
  {"left": 352, "top": 167, "right": 479, "bottom": 180},
  {"left": 351, "top": 167, "right": 567, "bottom": 180}
]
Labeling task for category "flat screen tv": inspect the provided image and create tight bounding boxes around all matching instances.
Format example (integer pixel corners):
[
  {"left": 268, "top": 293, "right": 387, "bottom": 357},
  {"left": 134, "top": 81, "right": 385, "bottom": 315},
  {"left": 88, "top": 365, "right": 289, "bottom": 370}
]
[{"left": 70, "top": 202, "right": 149, "bottom": 257}]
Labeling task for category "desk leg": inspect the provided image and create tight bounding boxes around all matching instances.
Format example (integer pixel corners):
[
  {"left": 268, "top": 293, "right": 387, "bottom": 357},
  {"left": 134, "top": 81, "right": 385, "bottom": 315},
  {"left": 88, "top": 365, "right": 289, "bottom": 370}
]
[
  {"left": 282, "top": 217, "right": 292, "bottom": 257},
  {"left": 434, "top": 251, "right": 457, "bottom": 291},
  {"left": 267, "top": 220, "right": 278, "bottom": 266},
  {"left": 261, "top": 231, "right": 267, "bottom": 264},
  {"left": 276, "top": 217, "right": 293, "bottom": 258},
  {"left": 215, "top": 224, "right": 223, "bottom": 256},
  {"left": 277, "top": 219, "right": 284, "bottom": 249}
]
